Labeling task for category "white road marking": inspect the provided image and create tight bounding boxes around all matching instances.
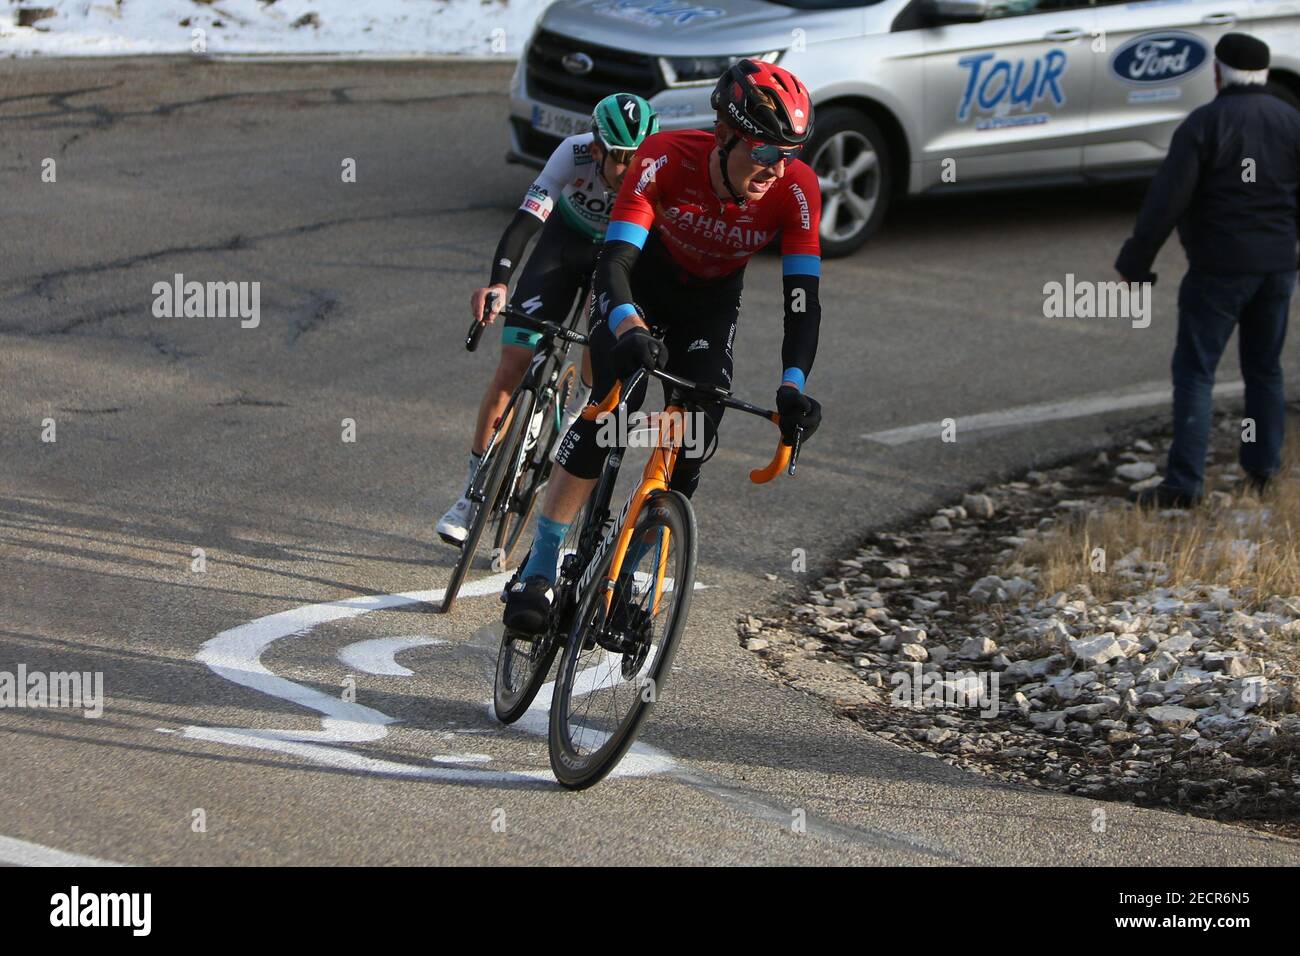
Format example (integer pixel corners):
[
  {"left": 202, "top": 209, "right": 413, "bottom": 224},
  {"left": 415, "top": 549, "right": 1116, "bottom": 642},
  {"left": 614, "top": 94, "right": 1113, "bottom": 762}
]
[
  {"left": 862, "top": 380, "right": 1246, "bottom": 447},
  {"left": 176, "top": 571, "right": 676, "bottom": 783},
  {"left": 337, "top": 635, "right": 445, "bottom": 676},
  {"left": 0, "top": 834, "right": 127, "bottom": 867},
  {"left": 495, "top": 650, "right": 673, "bottom": 778}
]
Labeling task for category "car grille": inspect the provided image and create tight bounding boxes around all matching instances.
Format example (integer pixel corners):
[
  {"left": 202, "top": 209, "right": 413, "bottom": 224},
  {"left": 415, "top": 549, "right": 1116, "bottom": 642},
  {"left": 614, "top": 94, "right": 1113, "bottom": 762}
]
[{"left": 525, "top": 29, "right": 664, "bottom": 112}]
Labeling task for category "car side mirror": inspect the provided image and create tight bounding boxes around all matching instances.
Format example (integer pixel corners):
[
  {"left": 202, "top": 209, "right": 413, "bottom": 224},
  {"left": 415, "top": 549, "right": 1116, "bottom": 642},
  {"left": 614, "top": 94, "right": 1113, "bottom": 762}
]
[{"left": 920, "top": 0, "right": 990, "bottom": 24}]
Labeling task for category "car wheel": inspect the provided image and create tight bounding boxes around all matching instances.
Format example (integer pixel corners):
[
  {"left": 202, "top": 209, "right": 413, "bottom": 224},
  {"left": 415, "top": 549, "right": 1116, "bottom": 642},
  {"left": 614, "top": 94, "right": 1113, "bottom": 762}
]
[
  {"left": 804, "top": 106, "right": 892, "bottom": 257},
  {"left": 1265, "top": 80, "right": 1300, "bottom": 112}
]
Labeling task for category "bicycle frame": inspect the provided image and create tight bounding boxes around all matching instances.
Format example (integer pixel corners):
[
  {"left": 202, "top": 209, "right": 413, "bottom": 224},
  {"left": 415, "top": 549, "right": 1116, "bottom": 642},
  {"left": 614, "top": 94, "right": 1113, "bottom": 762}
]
[
  {"left": 470, "top": 309, "right": 588, "bottom": 514},
  {"left": 567, "top": 366, "right": 797, "bottom": 620}
]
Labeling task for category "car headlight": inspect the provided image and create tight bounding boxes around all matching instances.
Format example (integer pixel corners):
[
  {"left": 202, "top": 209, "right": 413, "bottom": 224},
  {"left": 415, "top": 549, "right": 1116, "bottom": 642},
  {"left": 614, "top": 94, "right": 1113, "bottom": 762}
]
[{"left": 660, "top": 51, "right": 781, "bottom": 87}]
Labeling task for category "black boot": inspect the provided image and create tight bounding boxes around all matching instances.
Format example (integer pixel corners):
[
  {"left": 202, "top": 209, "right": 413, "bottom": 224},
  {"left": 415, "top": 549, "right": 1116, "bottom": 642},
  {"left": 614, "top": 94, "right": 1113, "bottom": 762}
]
[{"left": 1130, "top": 484, "right": 1200, "bottom": 508}]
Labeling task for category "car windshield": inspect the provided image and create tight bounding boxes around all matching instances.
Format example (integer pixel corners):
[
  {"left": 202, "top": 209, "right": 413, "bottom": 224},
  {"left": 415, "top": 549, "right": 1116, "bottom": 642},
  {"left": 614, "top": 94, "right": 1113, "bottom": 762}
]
[{"left": 762, "top": 0, "right": 885, "bottom": 8}]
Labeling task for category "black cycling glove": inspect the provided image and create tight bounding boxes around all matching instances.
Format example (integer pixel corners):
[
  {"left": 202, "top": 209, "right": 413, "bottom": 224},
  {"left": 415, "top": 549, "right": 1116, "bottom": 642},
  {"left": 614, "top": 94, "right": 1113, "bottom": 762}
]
[
  {"left": 611, "top": 327, "right": 669, "bottom": 379},
  {"left": 776, "top": 385, "right": 822, "bottom": 446}
]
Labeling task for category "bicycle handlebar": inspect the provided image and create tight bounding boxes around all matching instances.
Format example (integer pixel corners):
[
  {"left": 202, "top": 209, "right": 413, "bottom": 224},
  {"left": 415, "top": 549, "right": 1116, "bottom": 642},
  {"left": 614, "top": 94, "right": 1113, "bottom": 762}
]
[
  {"left": 465, "top": 296, "right": 589, "bottom": 353},
  {"left": 579, "top": 366, "right": 801, "bottom": 483},
  {"left": 465, "top": 292, "right": 496, "bottom": 352}
]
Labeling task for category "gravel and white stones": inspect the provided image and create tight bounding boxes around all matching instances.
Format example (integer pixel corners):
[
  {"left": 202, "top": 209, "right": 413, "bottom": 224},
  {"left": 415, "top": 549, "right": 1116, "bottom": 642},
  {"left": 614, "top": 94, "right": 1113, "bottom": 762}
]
[
  {"left": 958, "top": 636, "right": 998, "bottom": 660},
  {"left": 1116, "top": 461, "right": 1158, "bottom": 482},
  {"left": 1068, "top": 633, "right": 1126, "bottom": 666},
  {"left": 746, "top": 421, "right": 1300, "bottom": 833},
  {"left": 1145, "top": 705, "right": 1199, "bottom": 732}
]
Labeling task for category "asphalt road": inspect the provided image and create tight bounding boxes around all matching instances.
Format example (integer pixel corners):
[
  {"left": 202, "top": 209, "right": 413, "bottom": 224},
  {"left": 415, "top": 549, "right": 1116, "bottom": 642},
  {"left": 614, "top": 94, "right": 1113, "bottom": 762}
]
[{"left": 2, "top": 57, "right": 1298, "bottom": 866}]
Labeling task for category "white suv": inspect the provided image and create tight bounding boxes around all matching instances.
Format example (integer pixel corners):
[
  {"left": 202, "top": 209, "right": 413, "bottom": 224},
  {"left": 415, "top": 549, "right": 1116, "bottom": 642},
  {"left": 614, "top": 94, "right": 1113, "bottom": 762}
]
[{"left": 509, "top": 0, "right": 1300, "bottom": 255}]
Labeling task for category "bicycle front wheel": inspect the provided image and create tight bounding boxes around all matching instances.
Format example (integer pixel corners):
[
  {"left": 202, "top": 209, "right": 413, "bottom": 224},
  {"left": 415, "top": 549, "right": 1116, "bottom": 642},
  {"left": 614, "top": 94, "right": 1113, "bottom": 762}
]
[
  {"left": 548, "top": 490, "right": 697, "bottom": 789},
  {"left": 494, "top": 359, "right": 577, "bottom": 567},
  {"left": 440, "top": 389, "right": 535, "bottom": 614},
  {"left": 493, "top": 501, "right": 587, "bottom": 724}
]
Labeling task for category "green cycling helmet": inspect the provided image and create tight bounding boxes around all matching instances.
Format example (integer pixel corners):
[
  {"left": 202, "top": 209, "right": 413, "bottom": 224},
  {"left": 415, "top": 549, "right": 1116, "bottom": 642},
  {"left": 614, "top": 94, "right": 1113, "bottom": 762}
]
[{"left": 592, "top": 93, "right": 659, "bottom": 155}]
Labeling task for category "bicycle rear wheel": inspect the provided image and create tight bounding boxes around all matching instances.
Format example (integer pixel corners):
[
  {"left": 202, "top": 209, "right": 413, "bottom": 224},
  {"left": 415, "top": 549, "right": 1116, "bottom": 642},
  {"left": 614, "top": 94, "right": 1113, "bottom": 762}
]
[
  {"left": 494, "top": 359, "right": 577, "bottom": 568},
  {"left": 548, "top": 490, "right": 697, "bottom": 789},
  {"left": 440, "top": 389, "right": 535, "bottom": 614}
]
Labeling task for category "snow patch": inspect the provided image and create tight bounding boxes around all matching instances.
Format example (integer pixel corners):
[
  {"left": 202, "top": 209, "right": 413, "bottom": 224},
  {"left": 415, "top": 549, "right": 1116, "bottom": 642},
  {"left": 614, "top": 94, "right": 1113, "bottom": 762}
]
[{"left": 2, "top": 0, "right": 558, "bottom": 57}]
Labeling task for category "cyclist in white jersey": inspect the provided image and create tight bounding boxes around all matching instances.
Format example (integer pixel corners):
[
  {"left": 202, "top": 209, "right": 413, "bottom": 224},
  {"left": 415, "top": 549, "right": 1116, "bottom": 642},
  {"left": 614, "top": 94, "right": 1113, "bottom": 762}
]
[{"left": 437, "top": 93, "right": 659, "bottom": 545}]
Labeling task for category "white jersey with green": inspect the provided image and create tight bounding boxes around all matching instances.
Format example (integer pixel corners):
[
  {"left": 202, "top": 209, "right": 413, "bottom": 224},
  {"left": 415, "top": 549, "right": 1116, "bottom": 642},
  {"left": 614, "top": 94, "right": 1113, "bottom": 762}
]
[{"left": 521, "top": 133, "right": 615, "bottom": 242}]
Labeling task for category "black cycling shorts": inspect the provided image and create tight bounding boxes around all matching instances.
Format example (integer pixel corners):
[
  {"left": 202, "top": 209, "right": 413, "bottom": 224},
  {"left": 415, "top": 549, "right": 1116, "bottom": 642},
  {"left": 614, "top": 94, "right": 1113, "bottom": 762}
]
[
  {"left": 554, "top": 237, "right": 743, "bottom": 498},
  {"left": 501, "top": 216, "right": 599, "bottom": 348}
]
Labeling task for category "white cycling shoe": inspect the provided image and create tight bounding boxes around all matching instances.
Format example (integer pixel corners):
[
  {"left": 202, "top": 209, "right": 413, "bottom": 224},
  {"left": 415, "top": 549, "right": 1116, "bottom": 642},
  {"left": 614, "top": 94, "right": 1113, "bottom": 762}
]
[{"left": 436, "top": 496, "right": 478, "bottom": 547}]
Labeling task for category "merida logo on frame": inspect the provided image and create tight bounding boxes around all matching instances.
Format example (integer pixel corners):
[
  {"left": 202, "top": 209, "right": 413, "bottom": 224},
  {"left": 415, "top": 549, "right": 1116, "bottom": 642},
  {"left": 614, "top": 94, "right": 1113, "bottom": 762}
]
[{"left": 49, "top": 886, "right": 151, "bottom": 936}]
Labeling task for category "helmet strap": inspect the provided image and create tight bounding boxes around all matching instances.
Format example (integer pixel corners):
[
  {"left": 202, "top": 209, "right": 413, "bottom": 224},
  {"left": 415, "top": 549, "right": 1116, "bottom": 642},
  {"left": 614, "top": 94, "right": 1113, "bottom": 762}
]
[
  {"left": 716, "top": 134, "right": 747, "bottom": 207},
  {"left": 593, "top": 141, "right": 617, "bottom": 192}
]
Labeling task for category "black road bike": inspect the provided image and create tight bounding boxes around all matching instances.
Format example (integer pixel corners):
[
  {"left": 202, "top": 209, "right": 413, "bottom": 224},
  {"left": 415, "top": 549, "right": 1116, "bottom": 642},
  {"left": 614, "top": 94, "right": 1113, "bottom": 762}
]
[{"left": 440, "top": 293, "right": 587, "bottom": 614}]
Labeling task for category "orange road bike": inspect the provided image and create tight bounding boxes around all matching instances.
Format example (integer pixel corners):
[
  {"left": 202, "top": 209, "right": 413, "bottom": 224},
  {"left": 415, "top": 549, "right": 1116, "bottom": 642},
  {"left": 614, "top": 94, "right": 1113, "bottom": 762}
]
[
  {"left": 440, "top": 295, "right": 587, "bottom": 613},
  {"left": 493, "top": 363, "right": 800, "bottom": 788}
]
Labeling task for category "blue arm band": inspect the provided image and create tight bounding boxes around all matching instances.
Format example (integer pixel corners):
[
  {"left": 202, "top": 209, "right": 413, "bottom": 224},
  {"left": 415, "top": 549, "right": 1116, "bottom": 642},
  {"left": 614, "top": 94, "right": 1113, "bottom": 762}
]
[
  {"left": 781, "top": 367, "right": 806, "bottom": 392},
  {"left": 608, "top": 303, "right": 639, "bottom": 334},
  {"left": 782, "top": 254, "right": 821, "bottom": 277},
  {"left": 605, "top": 221, "right": 649, "bottom": 248}
]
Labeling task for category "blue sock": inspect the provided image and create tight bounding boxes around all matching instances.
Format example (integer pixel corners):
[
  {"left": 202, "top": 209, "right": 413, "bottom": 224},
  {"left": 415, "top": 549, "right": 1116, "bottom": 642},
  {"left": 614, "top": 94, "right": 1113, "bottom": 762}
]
[{"left": 521, "top": 515, "right": 570, "bottom": 584}]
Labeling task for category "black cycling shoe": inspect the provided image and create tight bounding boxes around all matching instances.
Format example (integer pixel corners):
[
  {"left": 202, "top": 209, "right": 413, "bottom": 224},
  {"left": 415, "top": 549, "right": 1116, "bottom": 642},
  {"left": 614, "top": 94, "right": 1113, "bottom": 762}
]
[{"left": 502, "top": 575, "right": 554, "bottom": 639}]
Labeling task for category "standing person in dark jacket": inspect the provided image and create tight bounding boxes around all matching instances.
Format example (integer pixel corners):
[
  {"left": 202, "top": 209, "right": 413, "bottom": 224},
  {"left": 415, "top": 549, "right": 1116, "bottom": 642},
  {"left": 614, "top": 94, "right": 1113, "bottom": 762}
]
[{"left": 1116, "top": 33, "right": 1300, "bottom": 507}]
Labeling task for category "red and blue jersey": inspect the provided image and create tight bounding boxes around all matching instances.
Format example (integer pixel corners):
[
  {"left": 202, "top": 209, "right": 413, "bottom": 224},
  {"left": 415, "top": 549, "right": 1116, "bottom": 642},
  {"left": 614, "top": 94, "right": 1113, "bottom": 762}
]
[
  {"left": 606, "top": 129, "right": 821, "bottom": 282},
  {"left": 597, "top": 129, "right": 824, "bottom": 391}
]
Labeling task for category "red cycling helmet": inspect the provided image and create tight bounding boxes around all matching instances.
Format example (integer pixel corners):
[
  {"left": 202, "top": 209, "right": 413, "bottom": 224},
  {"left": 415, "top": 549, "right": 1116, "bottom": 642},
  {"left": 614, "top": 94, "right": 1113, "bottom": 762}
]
[{"left": 710, "top": 58, "right": 813, "bottom": 147}]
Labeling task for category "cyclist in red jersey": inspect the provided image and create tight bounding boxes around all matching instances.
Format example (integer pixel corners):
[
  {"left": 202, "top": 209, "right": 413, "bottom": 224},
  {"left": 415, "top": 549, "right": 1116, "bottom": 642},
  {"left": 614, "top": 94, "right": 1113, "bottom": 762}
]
[{"left": 504, "top": 59, "right": 825, "bottom": 634}]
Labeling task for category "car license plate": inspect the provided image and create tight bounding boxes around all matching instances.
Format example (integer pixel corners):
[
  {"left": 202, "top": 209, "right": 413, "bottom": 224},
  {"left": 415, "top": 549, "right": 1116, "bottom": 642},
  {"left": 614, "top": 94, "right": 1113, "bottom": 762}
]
[{"left": 531, "top": 104, "right": 590, "bottom": 138}]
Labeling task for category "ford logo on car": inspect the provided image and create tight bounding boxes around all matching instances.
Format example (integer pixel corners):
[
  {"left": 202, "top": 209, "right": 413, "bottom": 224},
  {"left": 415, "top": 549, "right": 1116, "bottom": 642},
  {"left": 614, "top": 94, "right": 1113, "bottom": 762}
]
[
  {"left": 562, "top": 52, "right": 594, "bottom": 76},
  {"left": 1110, "top": 31, "right": 1210, "bottom": 85}
]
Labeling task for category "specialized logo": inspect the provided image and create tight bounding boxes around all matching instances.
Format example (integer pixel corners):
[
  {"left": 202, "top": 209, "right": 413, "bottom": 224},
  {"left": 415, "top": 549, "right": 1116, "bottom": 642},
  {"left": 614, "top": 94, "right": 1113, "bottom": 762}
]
[
  {"left": 957, "top": 51, "right": 1067, "bottom": 128},
  {"left": 520, "top": 294, "right": 544, "bottom": 314},
  {"left": 1110, "top": 31, "right": 1209, "bottom": 85}
]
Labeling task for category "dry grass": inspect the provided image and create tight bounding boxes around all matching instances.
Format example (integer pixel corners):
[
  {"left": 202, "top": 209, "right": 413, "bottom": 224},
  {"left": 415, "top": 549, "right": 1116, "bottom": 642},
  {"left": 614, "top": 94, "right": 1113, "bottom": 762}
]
[{"left": 1017, "top": 427, "right": 1300, "bottom": 609}]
